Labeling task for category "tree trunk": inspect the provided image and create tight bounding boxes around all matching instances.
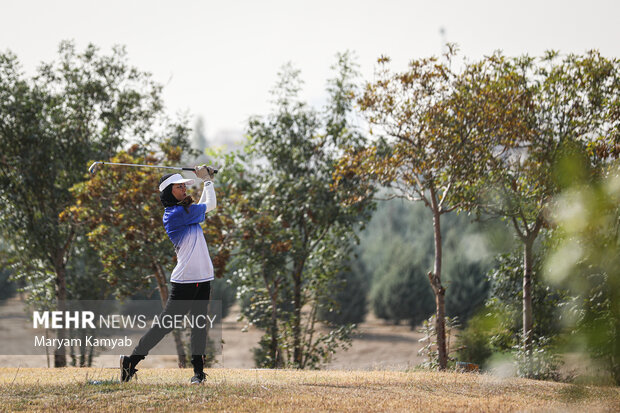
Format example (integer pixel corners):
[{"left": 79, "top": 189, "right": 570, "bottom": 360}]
[
  {"left": 45, "top": 329, "right": 50, "bottom": 368},
  {"left": 52, "top": 230, "right": 75, "bottom": 368},
  {"left": 88, "top": 342, "right": 94, "bottom": 367},
  {"left": 522, "top": 237, "right": 534, "bottom": 351},
  {"left": 292, "top": 259, "right": 304, "bottom": 368},
  {"left": 54, "top": 265, "right": 67, "bottom": 367},
  {"left": 69, "top": 330, "right": 76, "bottom": 367},
  {"left": 154, "top": 262, "right": 187, "bottom": 368},
  {"left": 292, "top": 271, "right": 302, "bottom": 367},
  {"left": 261, "top": 256, "right": 281, "bottom": 368},
  {"left": 269, "top": 296, "right": 280, "bottom": 368},
  {"left": 268, "top": 283, "right": 282, "bottom": 368},
  {"left": 613, "top": 319, "right": 620, "bottom": 385},
  {"left": 79, "top": 329, "right": 86, "bottom": 367},
  {"left": 428, "top": 188, "right": 448, "bottom": 370}
]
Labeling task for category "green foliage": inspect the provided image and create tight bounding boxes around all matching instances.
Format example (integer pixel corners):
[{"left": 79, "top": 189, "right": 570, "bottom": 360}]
[
  {"left": 455, "top": 311, "right": 496, "bottom": 367},
  {"left": 0, "top": 241, "right": 16, "bottom": 301},
  {"left": 0, "top": 42, "right": 170, "bottom": 365},
  {"left": 318, "top": 256, "right": 369, "bottom": 326},
  {"left": 456, "top": 301, "right": 523, "bottom": 367},
  {"left": 64, "top": 236, "right": 110, "bottom": 301},
  {"left": 211, "top": 278, "right": 235, "bottom": 320},
  {"left": 512, "top": 335, "right": 563, "bottom": 381},
  {"left": 459, "top": 50, "right": 620, "bottom": 356},
  {"left": 488, "top": 247, "right": 570, "bottom": 341},
  {"left": 0, "top": 42, "right": 168, "bottom": 349},
  {"left": 0, "top": 266, "right": 15, "bottom": 301},
  {"left": 370, "top": 248, "right": 434, "bottom": 327},
  {"left": 251, "top": 335, "right": 280, "bottom": 368},
  {"left": 443, "top": 257, "right": 489, "bottom": 323},
  {"left": 0, "top": 41, "right": 165, "bottom": 275},
  {"left": 456, "top": 306, "right": 564, "bottom": 380},
  {"left": 359, "top": 200, "right": 433, "bottom": 282},
  {"left": 456, "top": 246, "right": 570, "bottom": 373},
  {"left": 545, "top": 161, "right": 620, "bottom": 385},
  {"left": 230, "top": 52, "right": 375, "bottom": 369},
  {"left": 337, "top": 47, "right": 526, "bottom": 369},
  {"left": 360, "top": 199, "right": 502, "bottom": 326},
  {"left": 417, "top": 315, "right": 461, "bottom": 370}
]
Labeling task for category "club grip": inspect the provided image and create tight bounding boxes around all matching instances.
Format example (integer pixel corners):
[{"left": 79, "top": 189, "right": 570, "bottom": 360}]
[{"left": 182, "top": 167, "right": 218, "bottom": 174}]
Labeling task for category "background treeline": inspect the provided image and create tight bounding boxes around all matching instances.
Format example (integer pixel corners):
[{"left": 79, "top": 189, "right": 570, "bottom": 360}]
[{"left": 1, "top": 42, "right": 619, "bottom": 385}]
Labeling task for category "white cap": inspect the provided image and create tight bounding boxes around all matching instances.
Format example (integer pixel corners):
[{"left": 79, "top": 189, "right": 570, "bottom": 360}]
[{"left": 159, "top": 173, "right": 195, "bottom": 192}]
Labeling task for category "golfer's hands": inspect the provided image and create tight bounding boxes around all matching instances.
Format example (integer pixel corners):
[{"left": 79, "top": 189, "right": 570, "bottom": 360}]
[{"left": 195, "top": 165, "right": 216, "bottom": 181}]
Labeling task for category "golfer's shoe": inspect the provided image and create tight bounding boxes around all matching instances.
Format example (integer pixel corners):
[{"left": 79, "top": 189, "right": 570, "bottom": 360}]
[
  {"left": 120, "top": 355, "right": 138, "bottom": 382},
  {"left": 190, "top": 371, "right": 206, "bottom": 385}
]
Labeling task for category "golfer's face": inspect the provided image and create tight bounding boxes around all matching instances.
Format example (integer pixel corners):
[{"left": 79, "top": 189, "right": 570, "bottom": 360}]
[{"left": 172, "top": 183, "right": 187, "bottom": 201}]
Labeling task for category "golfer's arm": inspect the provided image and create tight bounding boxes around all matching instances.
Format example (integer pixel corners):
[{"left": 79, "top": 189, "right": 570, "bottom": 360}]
[{"left": 197, "top": 181, "right": 216, "bottom": 212}]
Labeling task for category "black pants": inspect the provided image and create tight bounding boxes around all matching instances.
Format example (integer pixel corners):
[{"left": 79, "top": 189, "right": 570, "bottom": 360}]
[{"left": 131, "top": 281, "right": 211, "bottom": 362}]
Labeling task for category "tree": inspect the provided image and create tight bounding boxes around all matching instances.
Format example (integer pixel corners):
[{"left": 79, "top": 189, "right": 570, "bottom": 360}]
[
  {"left": 318, "top": 255, "right": 370, "bottom": 326},
  {"left": 64, "top": 138, "right": 234, "bottom": 367},
  {"left": 360, "top": 199, "right": 497, "bottom": 328},
  {"left": 65, "top": 146, "right": 188, "bottom": 365},
  {"left": 0, "top": 42, "right": 165, "bottom": 366},
  {"left": 460, "top": 50, "right": 620, "bottom": 354},
  {"left": 443, "top": 256, "right": 489, "bottom": 323},
  {"left": 546, "top": 159, "right": 620, "bottom": 384},
  {"left": 335, "top": 47, "right": 502, "bottom": 369},
  {"left": 232, "top": 53, "right": 375, "bottom": 368},
  {"left": 370, "top": 251, "right": 435, "bottom": 327},
  {"left": 488, "top": 246, "right": 569, "bottom": 341},
  {"left": 0, "top": 239, "right": 17, "bottom": 301},
  {"left": 229, "top": 154, "right": 293, "bottom": 368}
]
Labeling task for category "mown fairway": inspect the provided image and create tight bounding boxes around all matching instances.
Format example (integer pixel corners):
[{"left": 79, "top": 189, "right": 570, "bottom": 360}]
[{"left": 0, "top": 368, "right": 619, "bottom": 412}]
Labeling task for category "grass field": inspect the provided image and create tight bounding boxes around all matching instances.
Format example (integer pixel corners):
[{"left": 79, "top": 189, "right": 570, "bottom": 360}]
[{"left": 0, "top": 368, "right": 618, "bottom": 412}]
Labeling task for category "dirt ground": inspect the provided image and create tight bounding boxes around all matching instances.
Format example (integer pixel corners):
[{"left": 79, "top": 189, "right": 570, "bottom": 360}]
[{"left": 0, "top": 297, "right": 427, "bottom": 370}]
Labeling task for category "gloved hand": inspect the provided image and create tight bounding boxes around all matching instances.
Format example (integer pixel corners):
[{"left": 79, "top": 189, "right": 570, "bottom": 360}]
[{"left": 195, "top": 165, "right": 216, "bottom": 181}]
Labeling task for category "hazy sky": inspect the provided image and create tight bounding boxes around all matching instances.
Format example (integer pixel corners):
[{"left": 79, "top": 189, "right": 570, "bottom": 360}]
[{"left": 1, "top": 0, "right": 618, "bottom": 143}]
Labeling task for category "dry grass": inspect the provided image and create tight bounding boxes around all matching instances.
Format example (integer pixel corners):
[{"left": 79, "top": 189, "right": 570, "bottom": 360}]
[{"left": 0, "top": 368, "right": 618, "bottom": 412}]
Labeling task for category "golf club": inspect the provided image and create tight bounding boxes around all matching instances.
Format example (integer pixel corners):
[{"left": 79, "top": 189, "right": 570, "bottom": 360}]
[{"left": 88, "top": 161, "right": 218, "bottom": 176}]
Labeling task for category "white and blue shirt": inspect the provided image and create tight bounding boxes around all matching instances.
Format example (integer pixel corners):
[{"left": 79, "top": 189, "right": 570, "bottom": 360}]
[{"left": 163, "top": 181, "right": 217, "bottom": 283}]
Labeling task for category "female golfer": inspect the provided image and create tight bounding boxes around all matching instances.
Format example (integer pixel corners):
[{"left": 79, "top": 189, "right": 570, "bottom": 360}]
[{"left": 121, "top": 165, "right": 216, "bottom": 384}]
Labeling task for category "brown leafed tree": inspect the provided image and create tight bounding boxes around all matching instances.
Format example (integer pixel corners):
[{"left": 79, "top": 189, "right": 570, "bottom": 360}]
[
  {"left": 335, "top": 47, "right": 527, "bottom": 369},
  {"left": 63, "top": 142, "right": 234, "bottom": 367}
]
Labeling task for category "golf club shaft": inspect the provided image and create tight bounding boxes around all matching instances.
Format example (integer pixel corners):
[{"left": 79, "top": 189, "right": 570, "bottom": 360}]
[
  {"left": 89, "top": 161, "right": 218, "bottom": 175},
  {"left": 98, "top": 162, "right": 193, "bottom": 172}
]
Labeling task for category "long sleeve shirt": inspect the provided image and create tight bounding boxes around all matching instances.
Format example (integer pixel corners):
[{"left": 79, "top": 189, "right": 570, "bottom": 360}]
[{"left": 162, "top": 181, "right": 217, "bottom": 283}]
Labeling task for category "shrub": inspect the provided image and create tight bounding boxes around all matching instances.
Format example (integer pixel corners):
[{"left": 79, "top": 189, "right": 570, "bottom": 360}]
[
  {"left": 513, "top": 335, "right": 563, "bottom": 381},
  {"left": 371, "top": 262, "right": 434, "bottom": 328},
  {"left": 318, "top": 257, "right": 369, "bottom": 326},
  {"left": 211, "top": 277, "right": 236, "bottom": 320}
]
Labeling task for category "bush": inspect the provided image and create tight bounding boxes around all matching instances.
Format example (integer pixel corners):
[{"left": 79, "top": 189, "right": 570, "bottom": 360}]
[
  {"left": 456, "top": 245, "right": 571, "bottom": 373},
  {"left": 0, "top": 267, "right": 16, "bottom": 301},
  {"left": 370, "top": 257, "right": 434, "bottom": 327},
  {"left": 0, "top": 244, "right": 16, "bottom": 301},
  {"left": 360, "top": 200, "right": 505, "bottom": 327},
  {"left": 512, "top": 335, "right": 563, "bottom": 381},
  {"left": 418, "top": 315, "right": 461, "bottom": 369},
  {"left": 210, "top": 277, "right": 236, "bottom": 320},
  {"left": 318, "top": 257, "right": 369, "bottom": 326},
  {"left": 455, "top": 306, "right": 514, "bottom": 368},
  {"left": 455, "top": 313, "right": 494, "bottom": 367},
  {"left": 444, "top": 257, "right": 489, "bottom": 323},
  {"left": 488, "top": 248, "right": 570, "bottom": 340}
]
